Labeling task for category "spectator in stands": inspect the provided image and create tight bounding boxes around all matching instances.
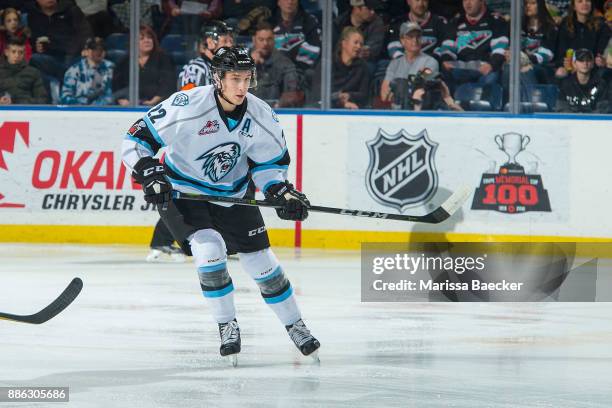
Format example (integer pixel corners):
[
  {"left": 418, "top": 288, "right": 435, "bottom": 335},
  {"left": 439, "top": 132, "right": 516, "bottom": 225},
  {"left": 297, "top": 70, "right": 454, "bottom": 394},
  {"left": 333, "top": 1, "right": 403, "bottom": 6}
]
[
  {"left": 381, "top": 23, "right": 439, "bottom": 99},
  {"left": 222, "top": 0, "right": 276, "bottom": 28},
  {"left": 605, "top": 0, "right": 612, "bottom": 30},
  {"left": 269, "top": 0, "right": 321, "bottom": 69},
  {"left": 0, "top": 8, "right": 32, "bottom": 62},
  {"left": 112, "top": 25, "right": 175, "bottom": 106},
  {"left": 26, "top": 0, "right": 93, "bottom": 82},
  {"left": 61, "top": 37, "right": 114, "bottom": 105},
  {"left": 437, "top": 0, "right": 510, "bottom": 87},
  {"left": 518, "top": 0, "right": 558, "bottom": 83},
  {"left": 178, "top": 20, "right": 233, "bottom": 89},
  {"left": 334, "top": 0, "right": 386, "bottom": 64},
  {"left": 0, "top": 36, "right": 48, "bottom": 104},
  {"left": 331, "top": 26, "right": 369, "bottom": 109},
  {"left": 386, "top": 0, "right": 450, "bottom": 61},
  {"left": 75, "top": 0, "right": 122, "bottom": 38},
  {"left": 555, "top": 0, "right": 610, "bottom": 78},
  {"left": 556, "top": 48, "right": 609, "bottom": 111},
  {"left": 163, "top": 0, "right": 223, "bottom": 37},
  {"left": 380, "top": 22, "right": 460, "bottom": 110},
  {"left": 602, "top": 44, "right": 612, "bottom": 80},
  {"left": 250, "top": 21, "right": 303, "bottom": 107}
]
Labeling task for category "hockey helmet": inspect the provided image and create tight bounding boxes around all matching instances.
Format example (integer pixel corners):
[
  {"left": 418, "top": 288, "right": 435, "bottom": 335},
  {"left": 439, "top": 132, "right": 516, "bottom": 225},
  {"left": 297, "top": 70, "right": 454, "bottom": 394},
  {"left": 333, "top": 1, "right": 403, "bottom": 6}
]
[
  {"left": 211, "top": 47, "right": 257, "bottom": 88},
  {"left": 200, "top": 20, "right": 234, "bottom": 42}
]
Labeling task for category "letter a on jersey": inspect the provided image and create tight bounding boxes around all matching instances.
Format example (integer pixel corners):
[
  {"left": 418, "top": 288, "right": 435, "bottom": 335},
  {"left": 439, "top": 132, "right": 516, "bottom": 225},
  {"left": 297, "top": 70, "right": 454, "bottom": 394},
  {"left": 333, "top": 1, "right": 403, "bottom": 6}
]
[
  {"left": 196, "top": 142, "right": 241, "bottom": 182},
  {"left": 366, "top": 129, "right": 438, "bottom": 211}
]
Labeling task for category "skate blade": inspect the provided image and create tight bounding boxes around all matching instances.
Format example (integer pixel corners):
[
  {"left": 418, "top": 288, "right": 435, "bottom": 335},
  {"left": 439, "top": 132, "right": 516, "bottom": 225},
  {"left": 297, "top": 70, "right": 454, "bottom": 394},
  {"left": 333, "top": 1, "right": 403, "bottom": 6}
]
[
  {"left": 226, "top": 354, "right": 238, "bottom": 367},
  {"left": 309, "top": 349, "right": 320, "bottom": 364}
]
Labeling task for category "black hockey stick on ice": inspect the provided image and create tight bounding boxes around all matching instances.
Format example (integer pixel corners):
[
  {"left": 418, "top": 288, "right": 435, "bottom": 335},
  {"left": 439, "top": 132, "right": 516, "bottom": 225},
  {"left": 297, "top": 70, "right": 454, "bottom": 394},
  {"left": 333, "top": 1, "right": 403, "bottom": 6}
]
[
  {"left": 0, "top": 278, "right": 83, "bottom": 324},
  {"left": 174, "top": 186, "right": 471, "bottom": 224}
]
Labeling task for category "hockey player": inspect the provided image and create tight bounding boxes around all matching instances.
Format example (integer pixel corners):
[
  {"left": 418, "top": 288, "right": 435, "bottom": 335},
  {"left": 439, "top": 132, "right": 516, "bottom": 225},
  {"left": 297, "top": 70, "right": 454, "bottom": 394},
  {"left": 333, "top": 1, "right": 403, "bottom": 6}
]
[
  {"left": 178, "top": 21, "right": 234, "bottom": 90},
  {"left": 122, "top": 46, "right": 320, "bottom": 365}
]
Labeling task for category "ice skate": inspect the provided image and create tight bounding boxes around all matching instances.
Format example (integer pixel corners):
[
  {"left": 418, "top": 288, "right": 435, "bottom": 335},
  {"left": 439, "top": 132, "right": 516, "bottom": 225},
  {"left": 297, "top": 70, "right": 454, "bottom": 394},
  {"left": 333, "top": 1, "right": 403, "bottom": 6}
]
[
  {"left": 286, "top": 319, "right": 320, "bottom": 362},
  {"left": 146, "top": 245, "right": 186, "bottom": 263},
  {"left": 218, "top": 319, "right": 241, "bottom": 367}
]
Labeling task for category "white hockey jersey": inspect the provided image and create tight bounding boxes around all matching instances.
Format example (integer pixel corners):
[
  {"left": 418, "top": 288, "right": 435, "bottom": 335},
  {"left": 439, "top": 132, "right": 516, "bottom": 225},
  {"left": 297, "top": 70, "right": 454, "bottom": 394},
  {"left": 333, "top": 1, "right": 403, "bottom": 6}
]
[{"left": 121, "top": 85, "right": 288, "bottom": 199}]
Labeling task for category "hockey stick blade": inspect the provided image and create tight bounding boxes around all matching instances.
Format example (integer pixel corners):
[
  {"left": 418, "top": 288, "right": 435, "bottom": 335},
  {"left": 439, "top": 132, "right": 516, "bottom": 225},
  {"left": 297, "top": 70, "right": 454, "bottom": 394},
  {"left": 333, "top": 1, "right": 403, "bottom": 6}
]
[
  {"left": 175, "top": 186, "right": 471, "bottom": 224},
  {"left": 0, "top": 278, "right": 83, "bottom": 324}
]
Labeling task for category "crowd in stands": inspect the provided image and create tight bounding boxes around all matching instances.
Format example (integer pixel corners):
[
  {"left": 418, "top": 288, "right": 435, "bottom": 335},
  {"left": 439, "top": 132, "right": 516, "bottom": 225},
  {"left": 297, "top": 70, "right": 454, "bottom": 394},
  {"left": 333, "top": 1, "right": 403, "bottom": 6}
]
[{"left": 0, "top": 0, "right": 610, "bottom": 113}]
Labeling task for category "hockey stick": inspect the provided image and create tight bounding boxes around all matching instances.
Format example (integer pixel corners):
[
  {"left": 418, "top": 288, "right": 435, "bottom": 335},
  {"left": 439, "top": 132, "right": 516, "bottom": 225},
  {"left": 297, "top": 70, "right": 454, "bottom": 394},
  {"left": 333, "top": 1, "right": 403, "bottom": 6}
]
[
  {"left": 0, "top": 278, "right": 83, "bottom": 324},
  {"left": 174, "top": 186, "right": 471, "bottom": 224}
]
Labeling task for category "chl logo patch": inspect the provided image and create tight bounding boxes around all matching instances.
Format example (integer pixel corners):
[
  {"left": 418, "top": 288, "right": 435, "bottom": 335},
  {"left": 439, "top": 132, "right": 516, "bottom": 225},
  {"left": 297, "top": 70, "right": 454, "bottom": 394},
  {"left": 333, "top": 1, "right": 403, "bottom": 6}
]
[
  {"left": 196, "top": 142, "right": 241, "bottom": 182},
  {"left": 366, "top": 129, "right": 438, "bottom": 211},
  {"left": 199, "top": 120, "right": 220, "bottom": 136}
]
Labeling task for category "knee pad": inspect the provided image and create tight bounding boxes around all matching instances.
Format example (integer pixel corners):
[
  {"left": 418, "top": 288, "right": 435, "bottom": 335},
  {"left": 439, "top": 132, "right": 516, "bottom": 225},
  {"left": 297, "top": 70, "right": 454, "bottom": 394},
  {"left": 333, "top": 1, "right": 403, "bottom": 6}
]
[
  {"left": 190, "top": 229, "right": 231, "bottom": 297},
  {"left": 240, "top": 248, "right": 291, "bottom": 303}
]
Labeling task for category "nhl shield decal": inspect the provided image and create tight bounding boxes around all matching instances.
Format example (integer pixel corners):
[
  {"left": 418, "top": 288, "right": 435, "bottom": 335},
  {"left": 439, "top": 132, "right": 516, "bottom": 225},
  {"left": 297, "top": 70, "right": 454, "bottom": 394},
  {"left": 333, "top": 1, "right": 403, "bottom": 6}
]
[{"left": 366, "top": 129, "right": 438, "bottom": 211}]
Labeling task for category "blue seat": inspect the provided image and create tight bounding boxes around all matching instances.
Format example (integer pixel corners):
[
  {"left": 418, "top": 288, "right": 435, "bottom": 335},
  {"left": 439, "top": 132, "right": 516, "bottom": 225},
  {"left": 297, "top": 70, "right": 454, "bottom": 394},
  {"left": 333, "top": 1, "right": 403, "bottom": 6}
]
[
  {"left": 169, "top": 51, "right": 190, "bottom": 66},
  {"left": 105, "top": 49, "right": 127, "bottom": 64},
  {"left": 105, "top": 33, "right": 128, "bottom": 51},
  {"left": 503, "top": 84, "right": 560, "bottom": 112},
  {"left": 454, "top": 83, "right": 503, "bottom": 111},
  {"left": 161, "top": 34, "right": 186, "bottom": 53}
]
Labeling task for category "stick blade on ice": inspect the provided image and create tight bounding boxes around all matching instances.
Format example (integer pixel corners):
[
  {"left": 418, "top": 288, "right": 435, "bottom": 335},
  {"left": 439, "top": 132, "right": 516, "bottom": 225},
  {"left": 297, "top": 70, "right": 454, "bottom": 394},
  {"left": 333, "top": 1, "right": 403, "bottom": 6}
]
[{"left": 0, "top": 277, "right": 83, "bottom": 324}]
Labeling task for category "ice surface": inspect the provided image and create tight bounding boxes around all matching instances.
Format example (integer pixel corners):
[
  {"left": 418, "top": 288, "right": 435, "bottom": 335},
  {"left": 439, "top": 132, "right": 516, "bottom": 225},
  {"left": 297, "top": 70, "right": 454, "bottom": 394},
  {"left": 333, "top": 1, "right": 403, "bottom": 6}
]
[{"left": 1, "top": 244, "right": 611, "bottom": 408}]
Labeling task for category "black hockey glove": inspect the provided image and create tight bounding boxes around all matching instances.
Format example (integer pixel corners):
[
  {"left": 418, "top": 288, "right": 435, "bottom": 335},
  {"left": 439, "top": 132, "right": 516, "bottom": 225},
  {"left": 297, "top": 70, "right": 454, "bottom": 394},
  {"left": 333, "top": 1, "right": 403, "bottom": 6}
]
[
  {"left": 265, "top": 181, "right": 310, "bottom": 221},
  {"left": 133, "top": 157, "right": 172, "bottom": 204}
]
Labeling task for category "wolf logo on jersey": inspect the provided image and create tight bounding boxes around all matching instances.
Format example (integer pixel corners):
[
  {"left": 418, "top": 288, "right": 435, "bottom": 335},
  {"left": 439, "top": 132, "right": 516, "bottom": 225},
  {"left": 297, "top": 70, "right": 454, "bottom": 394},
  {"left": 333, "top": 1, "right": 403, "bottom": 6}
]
[{"left": 197, "top": 143, "right": 241, "bottom": 182}]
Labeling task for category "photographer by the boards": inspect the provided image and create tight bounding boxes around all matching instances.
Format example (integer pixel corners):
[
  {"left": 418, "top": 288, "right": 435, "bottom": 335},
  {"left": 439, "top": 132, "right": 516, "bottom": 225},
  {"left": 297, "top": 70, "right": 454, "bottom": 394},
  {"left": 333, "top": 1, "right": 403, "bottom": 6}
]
[{"left": 380, "top": 21, "right": 461, "bottom": 111}]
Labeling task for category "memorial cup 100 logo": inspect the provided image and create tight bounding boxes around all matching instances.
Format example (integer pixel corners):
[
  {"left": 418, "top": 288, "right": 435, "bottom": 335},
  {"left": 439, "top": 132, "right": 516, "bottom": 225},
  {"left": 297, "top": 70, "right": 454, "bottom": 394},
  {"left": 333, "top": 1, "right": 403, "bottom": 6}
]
[{"left": 471, "top": 132, "right": 551, "bottom": 214}]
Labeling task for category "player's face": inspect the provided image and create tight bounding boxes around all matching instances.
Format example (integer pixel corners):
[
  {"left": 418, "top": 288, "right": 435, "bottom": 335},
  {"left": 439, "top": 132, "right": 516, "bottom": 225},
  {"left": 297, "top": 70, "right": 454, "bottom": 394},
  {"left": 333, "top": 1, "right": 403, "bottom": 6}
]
[
  {"left": 342, "top": 32, "right": 363, "bottom": 59},
  {"left": 525, "top": 0, "right": 538, "bottom": 17},
  {"left": 222, "top": 71, "right": 252, "bottom": 104},
  {"left": 408, "top": 0, "right": 429, "bottom": 17},
  {"left": 254, "top": 29, "right": 275, "bottom": 56},
  {"left": 4, "top": 44, "right": 25, "bottom": 65},
  {"left": 463, "top": 0, "right": 484, "bottom": 17},
  {"left": 573, "top": 0, "right": 592, "bottom": 17},
  {"left": 3, "top": 11, "right": 19, "bottom": 33}
]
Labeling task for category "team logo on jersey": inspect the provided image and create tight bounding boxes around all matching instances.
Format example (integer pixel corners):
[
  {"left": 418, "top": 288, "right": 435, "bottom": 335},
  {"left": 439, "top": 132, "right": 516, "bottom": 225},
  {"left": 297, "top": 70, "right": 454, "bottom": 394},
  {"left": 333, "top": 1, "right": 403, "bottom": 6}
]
[
  {"left": 456, "top": 30, "right": 493, "bottom": 52},
  {"left": 271, "top": 109, "right": 279, "bottom": 123},
  {"left": 199, "top": 120, "right": 220, "bottom": 135},
  {"left": 471, "top": 133, "right": 551, "bottom": 214},
  {"left": 171, "top": 93, "right": 189, "bottom": 106},
  {"left": 196, "top": 142, "right": 241, "bottom": 182},
  {"left": 366, "top": 129, "right": 438, "bottom": 211}
]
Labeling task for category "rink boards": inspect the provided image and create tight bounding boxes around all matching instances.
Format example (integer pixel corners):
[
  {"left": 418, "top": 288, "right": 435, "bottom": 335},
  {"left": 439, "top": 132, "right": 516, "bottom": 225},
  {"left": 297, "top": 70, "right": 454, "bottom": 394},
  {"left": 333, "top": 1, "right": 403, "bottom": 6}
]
[{"left": 0, "top": 108, "right": 610, "bottom": 248}]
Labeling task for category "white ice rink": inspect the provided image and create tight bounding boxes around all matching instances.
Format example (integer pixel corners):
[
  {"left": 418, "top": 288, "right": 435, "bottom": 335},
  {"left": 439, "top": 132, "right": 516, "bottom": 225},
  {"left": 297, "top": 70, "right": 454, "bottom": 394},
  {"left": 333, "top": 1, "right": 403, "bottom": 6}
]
[{"left": 1, "top": 244, "right": 611, "bottom": 408}]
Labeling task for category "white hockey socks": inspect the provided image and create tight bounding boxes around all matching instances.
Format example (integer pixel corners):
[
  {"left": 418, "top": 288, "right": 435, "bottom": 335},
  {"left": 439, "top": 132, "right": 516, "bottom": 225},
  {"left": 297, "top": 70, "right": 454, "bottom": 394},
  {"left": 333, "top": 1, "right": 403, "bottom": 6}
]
[
  {"left": 190, "top": 229, "right": 235, "bottom": 323},
  {"left": 239, "top": 248, "right": 301, "bottom": 326}
]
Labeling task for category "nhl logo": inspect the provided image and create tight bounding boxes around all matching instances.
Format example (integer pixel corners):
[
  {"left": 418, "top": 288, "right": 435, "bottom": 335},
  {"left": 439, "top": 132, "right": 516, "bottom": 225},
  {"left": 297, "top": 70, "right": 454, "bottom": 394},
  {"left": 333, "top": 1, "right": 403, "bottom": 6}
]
[{"left": 366, "top": 129, "right": 438, "bottom": 211}]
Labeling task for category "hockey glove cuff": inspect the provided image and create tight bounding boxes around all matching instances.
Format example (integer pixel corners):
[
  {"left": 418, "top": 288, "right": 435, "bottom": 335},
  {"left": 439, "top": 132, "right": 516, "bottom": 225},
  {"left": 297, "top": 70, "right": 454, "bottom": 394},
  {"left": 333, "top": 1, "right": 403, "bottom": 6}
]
[
  {"left": 133, "top": 157, "right": 172, "bottom": 204},
  {"left": 265, "top": 181, "right": 310, "bottom": 221}
]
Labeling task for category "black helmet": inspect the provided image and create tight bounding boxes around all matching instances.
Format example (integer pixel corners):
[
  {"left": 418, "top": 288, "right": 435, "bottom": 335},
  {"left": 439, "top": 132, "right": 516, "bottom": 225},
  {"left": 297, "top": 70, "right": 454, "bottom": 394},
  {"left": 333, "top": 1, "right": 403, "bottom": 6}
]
[
  {"left": 200, "top": 20, "right": 233, "bottom": 42},
  {"left": 211, "top": 47, "right": 257, "bottom": 88}
]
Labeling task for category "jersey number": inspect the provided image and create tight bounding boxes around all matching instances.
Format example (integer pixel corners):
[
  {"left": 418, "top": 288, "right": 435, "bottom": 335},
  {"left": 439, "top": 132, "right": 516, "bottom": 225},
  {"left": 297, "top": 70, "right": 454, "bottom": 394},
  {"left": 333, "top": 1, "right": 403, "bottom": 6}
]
[{"left": 148, "top": 104, "right": 167, "bottom": 124}]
